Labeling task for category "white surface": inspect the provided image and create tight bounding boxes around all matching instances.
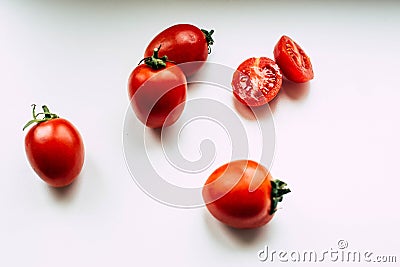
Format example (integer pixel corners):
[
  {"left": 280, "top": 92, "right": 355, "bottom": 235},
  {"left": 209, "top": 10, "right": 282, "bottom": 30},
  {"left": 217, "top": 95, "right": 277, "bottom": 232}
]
[{"left": 1, "top": 0, "right": 400, "bottom": 266}]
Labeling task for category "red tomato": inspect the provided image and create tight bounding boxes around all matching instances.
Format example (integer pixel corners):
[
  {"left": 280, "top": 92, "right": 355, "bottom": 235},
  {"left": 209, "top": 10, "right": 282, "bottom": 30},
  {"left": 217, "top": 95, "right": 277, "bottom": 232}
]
[
  {"left": 23, "top": 105, "right": 84, "bottom": 187},
  {"left": 273, "top": 35, "right": 314, "bottom": 83},
  {"left": 128, "top": 46, "right": 187, "bottom": 128},
  {"left": 144, "top": 24, "right": 214, "bottom": 77},
  {"left": 231, "top": 57, "right": 283, "bottom": 107},
  {"left": 202, "top": 160, "right": 290, "bottom": 229}
]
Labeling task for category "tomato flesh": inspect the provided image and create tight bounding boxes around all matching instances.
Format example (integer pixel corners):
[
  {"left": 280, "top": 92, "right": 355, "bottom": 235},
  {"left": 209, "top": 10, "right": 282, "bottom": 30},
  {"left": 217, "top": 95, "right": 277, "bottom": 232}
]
[
  {"left": 273, "top": 35, "right": 314, "bottom": 83},
  {"left": 25, "top": 118, "right": 84, "bottom": 187},
  {"left": 202, "top": 160, "right": 275, "bottom": 229},
  {"left": 232, "top": 57, "right": 282, "bottom": 107}
]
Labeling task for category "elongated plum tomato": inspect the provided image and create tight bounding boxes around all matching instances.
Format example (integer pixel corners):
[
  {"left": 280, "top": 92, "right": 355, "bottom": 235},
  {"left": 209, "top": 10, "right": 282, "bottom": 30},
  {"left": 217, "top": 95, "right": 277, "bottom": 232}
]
[
  {"left": 128, "top": 46, "right": 187, "bottom": 128},
  {"left": 144, "top": 24, "right": 214, "bottom": 77},
  {"left": 232, "top": 57, "right": 283, "bottom": 107},
  {"left": 202, "top": 160, "right": 290, "bottom": 229},
  {"left": 273, "top": 35, "right": 314, "bottom": 83},
  {"left": 23, "top": 105, "right": 85, "bottom": 187}
]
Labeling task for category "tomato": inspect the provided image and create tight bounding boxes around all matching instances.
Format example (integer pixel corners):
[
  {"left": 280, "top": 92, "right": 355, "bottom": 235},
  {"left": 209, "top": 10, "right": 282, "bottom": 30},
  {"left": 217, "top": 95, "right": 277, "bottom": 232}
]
[
  {"left": 202, "top": 160, "right": 290, "bottom": 229},
  {"left": 23, "top": 105, "right": 85, "bottom": 187},
  {"left": 273, "top": 35, "right": 314, "bottom": 83},
  {"left": 231, "top": 57, "right": 283, "bottom": 107},
  {"left": 144, "top": 24, "right": 214, "bottom": 77},
  {"left": 128, "top": 46, "right": 187, "bottom": 128}
]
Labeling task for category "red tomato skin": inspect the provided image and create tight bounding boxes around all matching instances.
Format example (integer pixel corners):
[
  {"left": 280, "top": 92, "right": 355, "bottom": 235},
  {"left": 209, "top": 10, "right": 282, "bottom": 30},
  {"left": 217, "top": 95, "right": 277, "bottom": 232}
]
[
  {"left": 273, "top": 35, "right": 314, "bottom": 83},
  {"left": 25, "top": 118, "right": 84, "bottom": 187},
  {"left": 202, "top": 160, "right": 274, "bottom": 229},
  {"left": 144, "top": 24, "right": 209, "bottom": 77},
  {"left": 232, "top": 57, "right": 283, "bottom": 107},
  {"left": 128, "top": 62, "right": 187, "bottom": 128}
]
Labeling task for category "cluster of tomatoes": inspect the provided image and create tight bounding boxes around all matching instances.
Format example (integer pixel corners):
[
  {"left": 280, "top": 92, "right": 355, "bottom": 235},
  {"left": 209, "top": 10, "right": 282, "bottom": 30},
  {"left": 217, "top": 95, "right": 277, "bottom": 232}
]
[{"left": 23, "top": 24, "right": 314, "bottom": 229}]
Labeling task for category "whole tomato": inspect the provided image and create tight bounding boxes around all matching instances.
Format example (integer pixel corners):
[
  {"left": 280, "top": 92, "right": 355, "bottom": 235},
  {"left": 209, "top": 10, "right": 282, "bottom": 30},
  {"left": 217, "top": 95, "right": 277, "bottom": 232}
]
[
  {"left": 23, "top": 105, "right": 85, "bottom": 187},
  {"left": 144, "top": 24, "right": 214, "bottom": 77},
  {"left": 128, "top": 46, "right": 187, "bottom": 128},
  {"left": 202, "top": 160, "right": 290, "bottom": 229}
]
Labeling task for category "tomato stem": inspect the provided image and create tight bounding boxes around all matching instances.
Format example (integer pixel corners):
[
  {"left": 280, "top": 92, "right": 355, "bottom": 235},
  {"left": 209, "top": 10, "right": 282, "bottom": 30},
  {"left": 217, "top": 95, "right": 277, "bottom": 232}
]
[
  {"left": 138, "top": 45, "right": 170, "bottom": 70},
  {"left": 270, "top": 179, "right": 291, "bottom": 215},
  {"left": 43, "top": 105, "right": 52, "bottom": 119},
  {"left": 201, "top": 29, "right": 214, "bottom": 54},
  {"left": 23, "top": 104, "right": 59, "bottom": 131}
]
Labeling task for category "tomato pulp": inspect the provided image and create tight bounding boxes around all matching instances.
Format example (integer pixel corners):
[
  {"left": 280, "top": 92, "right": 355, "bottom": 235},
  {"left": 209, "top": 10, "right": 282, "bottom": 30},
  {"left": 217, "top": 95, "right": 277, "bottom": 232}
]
[
  {"left": 273, "top": 35, "right": 314, "bottom": 83},
  {"left": 232, "top": 57, "right": 283, "bottom": 107}
]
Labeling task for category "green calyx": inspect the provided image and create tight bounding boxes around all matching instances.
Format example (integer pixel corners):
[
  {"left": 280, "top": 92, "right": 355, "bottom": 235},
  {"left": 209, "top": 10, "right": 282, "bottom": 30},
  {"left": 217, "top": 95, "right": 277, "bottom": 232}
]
[
  {"left": 270, "top": 179, "right": 291, "bottom": 215},
  {"left": 201, "top": 29, "right": 215, "bottom": 54},
  {"left": 23, "top": 104, "right": 59, "bottom": 131},
  {"left": 139, "top": 45, "right": 169, "bottom": 70}
]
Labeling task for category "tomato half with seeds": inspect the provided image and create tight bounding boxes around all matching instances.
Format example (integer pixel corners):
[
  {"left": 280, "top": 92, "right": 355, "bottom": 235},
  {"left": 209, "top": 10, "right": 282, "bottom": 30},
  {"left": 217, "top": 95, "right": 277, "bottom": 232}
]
[
  {"left": 23, "top": 105, "right": 85, "bottom": 187},
  {"left": 231, "top": 57, "right": 283, "bottom": 107},
  {"left": 144, "top": 24, "right": 214, "bottom": 77},
  {"left": 274, "top": 35, "right": 314, "bottom": 83},
  {"left": 202, "top": 160, "right": 290, "bottom": 229}
]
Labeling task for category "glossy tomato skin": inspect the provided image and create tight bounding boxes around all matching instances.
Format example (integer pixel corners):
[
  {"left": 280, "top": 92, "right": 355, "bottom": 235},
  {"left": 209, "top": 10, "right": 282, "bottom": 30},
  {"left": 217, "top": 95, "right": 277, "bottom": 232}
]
[
  {"left": 128, "top": 62, "right": 187, "bottom": 128},
  {"left": 25, "top": 118, "right": 84, "bottom": 187},
  {"left": 274, "top": 35, "right": 314, "bottom": 83},
  {"left": 144, "top": 24, "right": 209, "bottom": 77},
  {"left": 202, "top": 160, "right": 275, "bottom": 229},
  {"left": 232, "top": 57, "right": 283, "bottom": 107}
]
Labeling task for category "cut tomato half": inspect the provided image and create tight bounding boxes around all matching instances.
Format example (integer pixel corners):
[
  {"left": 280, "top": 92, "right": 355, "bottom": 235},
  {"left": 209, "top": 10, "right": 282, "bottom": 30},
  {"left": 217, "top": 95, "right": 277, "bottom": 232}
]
[
  {"left": 232, "top": 57, "right": 282, "bottom": 107},
  {"left": 274, "top": 35, "right": 314, "bottom": 83}
]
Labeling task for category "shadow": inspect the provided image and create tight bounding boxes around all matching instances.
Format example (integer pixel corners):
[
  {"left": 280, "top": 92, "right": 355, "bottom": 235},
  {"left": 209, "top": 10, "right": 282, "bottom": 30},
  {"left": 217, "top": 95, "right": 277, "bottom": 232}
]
[
  {"left": 47, "top": 175, "right": 80, "bottom": 202},
  {"left": 267, "top": 88, "right": 285, "bottom": 114},
  {"left": 149, "top": 127, "right": 162, "bottom": 142},
  {"left": 223, "top": 224, "right": 269, "bottom": 245},
  {"left": 29, "top": 0, "right": 138, "bottom": 7},
  {"left": 281, "top": 79, "right": 310, "bottom": 100},
  {"left": 203, "top": 210, "right": 270, "bottom": 248},
  {"left": 186, "top": 82, "right": 202, "bottom": 92},
  {"left": 233, "top": 97, "right": 271, "bottom": 121},
  {"left": 186, "top": 70, "right": 205, "bottom": 85}
]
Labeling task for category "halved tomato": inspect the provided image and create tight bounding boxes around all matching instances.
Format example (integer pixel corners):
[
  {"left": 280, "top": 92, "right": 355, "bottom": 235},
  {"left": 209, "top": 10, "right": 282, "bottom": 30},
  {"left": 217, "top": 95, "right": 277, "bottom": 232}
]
[
  {"left": 273, "top": 35, "right": 314, "bottom": 83},
  {"left": 231, "top": 57, "right": 282, "bottom": 107}
]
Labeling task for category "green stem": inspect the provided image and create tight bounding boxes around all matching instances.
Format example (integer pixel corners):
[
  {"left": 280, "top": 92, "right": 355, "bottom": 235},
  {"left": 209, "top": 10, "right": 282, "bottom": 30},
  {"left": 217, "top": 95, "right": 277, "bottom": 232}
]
[
  {"left": 270, "top": 179, "right": 291, "bottom": 215},
  {"left": 31, "top": 104, "right": 37, "bottom": 119},
  {"left": 42, "top": 105, "right": 52, "bottom": 119},
  {"left": 23, "top": 104, "right": 59, "bottom": 131},
  {"left": 138, "top": 45, "right": 169, "bottom": 70},
  {"left": 201, "top": 29, "right": 215, "bottom": 54}
]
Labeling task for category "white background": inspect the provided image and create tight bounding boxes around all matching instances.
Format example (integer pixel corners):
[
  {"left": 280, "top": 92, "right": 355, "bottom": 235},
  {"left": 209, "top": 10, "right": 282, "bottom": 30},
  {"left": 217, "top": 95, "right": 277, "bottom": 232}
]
[{"left": 1, "top": 0, "right": 400, "bottom": 266}]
